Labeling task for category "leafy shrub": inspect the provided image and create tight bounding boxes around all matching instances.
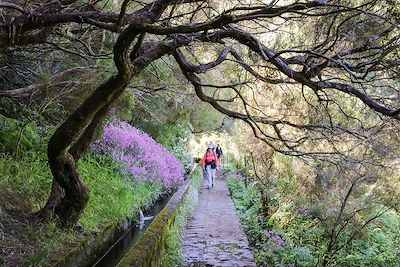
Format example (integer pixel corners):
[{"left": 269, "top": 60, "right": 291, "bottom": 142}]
[
  {"left": 335, "top": 211, "right": 400, "bottom": 267},
  {"left": 154, "top": 121, "right": 193, "bottom": 173},
  {"left": 93, "top": 120, "right": 184, "bottom": 189},
  {"left": 227, "top": 169, "right": 400, "bottom": 267},
  {"left": 0, "top": 115, "right": 43, "bottom": 153},
  {"left": 227, "top": 176, "right": 317, "bottom": 267}
]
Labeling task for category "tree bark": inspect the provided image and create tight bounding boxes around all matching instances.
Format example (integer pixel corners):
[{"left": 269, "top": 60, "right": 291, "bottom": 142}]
[
  {"left": 35, "top": 73, "right": 131, "bottom": 227},
  {"left": 47, "top": 152, "right": 89, "bottom": 228},
  {"left": 35, "top": 179, "right": 64, "bottom": 222}
]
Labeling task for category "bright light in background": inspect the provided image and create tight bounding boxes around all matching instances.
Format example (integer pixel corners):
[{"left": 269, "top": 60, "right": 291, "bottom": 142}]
[{"left": 189, "top": 131, "right": 241, "bottom": 163}]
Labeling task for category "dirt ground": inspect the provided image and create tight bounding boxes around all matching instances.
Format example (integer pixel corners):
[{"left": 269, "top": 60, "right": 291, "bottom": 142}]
[{"left": 0, "top": 208, "right": 36, "bottom": 267}]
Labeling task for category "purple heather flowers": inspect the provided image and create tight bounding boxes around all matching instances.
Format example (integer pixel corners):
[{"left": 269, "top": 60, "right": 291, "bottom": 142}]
[{"left": 93, "top": 120, "right": 184, "bottom": 188}]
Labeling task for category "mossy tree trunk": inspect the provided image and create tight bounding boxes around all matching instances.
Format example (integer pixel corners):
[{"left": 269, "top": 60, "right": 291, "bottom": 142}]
[
  {"left": 34, "top": 19, "right": 138, "bottom": 228},
  {"left": 36, "top": 74, "right": 132, "bottom": 227}
]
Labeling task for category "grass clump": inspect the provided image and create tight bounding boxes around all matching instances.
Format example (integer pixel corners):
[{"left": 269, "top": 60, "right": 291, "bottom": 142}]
[
  {"left": 78, "top": 154, "right": 164, "bottom": 231},
  {"left": 0, "top": 152, "right": 52, "bottom": 211}
]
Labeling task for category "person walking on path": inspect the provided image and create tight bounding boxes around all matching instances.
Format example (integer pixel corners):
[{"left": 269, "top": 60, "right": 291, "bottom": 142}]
[
  {"left": 215, "top": 144, "right": 223, "bottom": 159},
  {"left": 201, "top": 144, "right": 219, "bottom": 189},
  {"left": 215, "top": 144, "right": 223, "bottom": 167}
]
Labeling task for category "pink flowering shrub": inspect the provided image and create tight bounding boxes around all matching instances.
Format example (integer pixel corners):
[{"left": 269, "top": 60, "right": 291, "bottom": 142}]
[{"left": 93, "top": 120, "right": 184, "bottom": 188}]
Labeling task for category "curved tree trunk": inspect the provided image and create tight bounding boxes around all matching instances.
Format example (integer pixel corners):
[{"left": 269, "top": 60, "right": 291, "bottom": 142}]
[
  {"left": 47, "top": 151, "right": 89, "bottom": 228},
  {"left": 35, "top": 179, "right": 64, "bottom": 222},
  {"left": 36, "top": 73, "right": 132, "bottom": 227}
]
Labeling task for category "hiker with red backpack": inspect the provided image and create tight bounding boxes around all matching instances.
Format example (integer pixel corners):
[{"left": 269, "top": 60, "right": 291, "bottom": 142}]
[{"left": 201, "top": 144, "right": 219, "bottom": 189}]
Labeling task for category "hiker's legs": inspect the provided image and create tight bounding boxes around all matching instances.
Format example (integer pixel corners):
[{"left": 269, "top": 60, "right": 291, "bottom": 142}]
[
  {"left": 206, "top": 165, "right": 213, "bottom": 188},
  {"left": 203, "top": 168, "right": 208, "bottom": 185},
  {"left": 210, "top": 168, "right": 216, "bottom": 186}
]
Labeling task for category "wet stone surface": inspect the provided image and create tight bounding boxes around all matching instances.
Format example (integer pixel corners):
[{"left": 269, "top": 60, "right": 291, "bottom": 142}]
[{"left": 182, "top": 172, "right": 256, "bottom": 267}]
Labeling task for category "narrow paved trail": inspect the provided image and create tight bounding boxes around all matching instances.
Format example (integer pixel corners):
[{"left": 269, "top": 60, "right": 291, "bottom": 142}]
[{"left": 182, "top": 171, "right": 256, "bottom": 267}]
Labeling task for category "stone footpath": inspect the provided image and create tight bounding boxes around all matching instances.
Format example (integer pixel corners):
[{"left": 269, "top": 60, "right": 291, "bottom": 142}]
[{"left": 182, "top": 171, "right": 256, "bottom": 267}]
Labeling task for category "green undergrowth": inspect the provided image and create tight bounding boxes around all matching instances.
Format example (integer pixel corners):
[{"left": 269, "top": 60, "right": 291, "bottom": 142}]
[
  {"left": 0, "top": 152, "right": 53, "bottom": 211},
  {"left": 78, "top": 154, "right": 164, "bottom": 232},
  {"left": 227, "top": 176, "right": 400, "bottom": 267},
  {"left": 0, "top": 149, "right": 165, "bottom": 266},
  {"left": 227, "top": 176, "right": 322, "bottom": 266},
  {"left": 162, "top": 167, "right": 202, "bottom": 267},
  {"left": 0, "top": 151, "right": 78, "bottom": 266}
]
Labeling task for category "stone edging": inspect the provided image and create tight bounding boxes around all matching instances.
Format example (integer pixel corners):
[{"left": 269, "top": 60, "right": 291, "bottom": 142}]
[
  {"left": 116, "top": 178, "right": 193, "bottom": 267},
  {"left": 49, "top": 220, "right": 132, "bottom": 267}
]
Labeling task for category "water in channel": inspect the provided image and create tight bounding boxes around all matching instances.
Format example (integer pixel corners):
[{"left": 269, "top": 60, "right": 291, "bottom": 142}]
[{"left": 88, "top": 195, "right": 172, "bottom": 267}]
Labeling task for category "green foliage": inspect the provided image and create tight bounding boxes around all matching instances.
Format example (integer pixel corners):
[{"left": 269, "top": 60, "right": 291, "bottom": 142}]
[
  {"left": 0, "top": 151, "right": 52, "bottom": 210},
  {"left": 78, "top": 153, "right": 164, "bottom": 231},
  {"left": 189, "top": 101, "right": 225, "bottom": 132},
  {"left": 335, "top": 211, "right": 400, "bottom": 267},
  {"left": 227, "top": 176, "right": 319, "bottom": 266},
  {"left": 0, "top": 117, "right": 53, "bottom": 210},
  {"left": 163, "top": 168, "right": 202, "bottom": 266},
  {"left": 0, "top": 115, "right": 45, "bottom": 154},
  {"left": 0, "top": 97, "right": 35, "bottom": 120},
  {"left": 155, "top": 121, "right": 193, "bottom": 173},
  {"left": 227, "top": 160, "right": 400, "bottom": 267},
  {"left": 226, "top": 178, "right": 264, "bottom": 239},
  {"left": 272, "top": 154, "right": 300, "bottom": 195}
]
